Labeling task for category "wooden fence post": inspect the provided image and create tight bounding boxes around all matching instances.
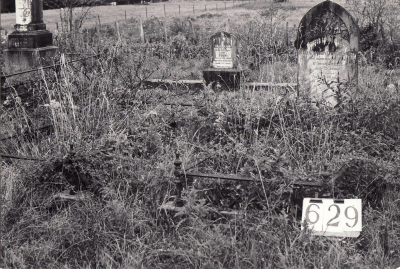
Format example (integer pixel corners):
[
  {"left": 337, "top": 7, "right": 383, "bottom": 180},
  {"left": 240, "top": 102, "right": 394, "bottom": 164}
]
[
  {"left": 286, "top": 21, "right": 289, "bottom": 47},
  {"left": 69, "top": 8, "right": 73, "bottom": 32},
  {"left": 179, "top": 5, "right": 180, "bottom": 15},
  {"left": 96, "top": 21, "right": 101, "bottom": 45},
  {"left": 164, "top": 4, "right": 166, "bottom": 17},
  {"left": 125, "top": 11, "right": 127, "bottom": 22},
  {"left": 115, "top": 21, "right": 121, "bottom": 41},
  {"left": 97, "top": 14, "right": 101, "bottom": 49},
  {"left": 60, "top": 8, "right": 64, "bottom": 33},
  {"left": 139, "top": 17, "right": 145, "bottom": 43},
  {"left": 164, "top": 18, "right": 168, "bottom": 42},
  {"left": 86, "top": 28, "right": 89, "bottom": 48},
  {"left": 193, "top": 5, "right": 194, "bottom": 13},
  {"left": 146, "top": 7, "right": 148, "bottom": 19},
  {"left": 205, "top": 5, "right": 206, "bottom": 11}
]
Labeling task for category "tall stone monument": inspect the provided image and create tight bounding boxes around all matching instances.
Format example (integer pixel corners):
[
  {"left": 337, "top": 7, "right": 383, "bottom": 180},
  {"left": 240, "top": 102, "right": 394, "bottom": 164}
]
[
  {"left": 3, "top": 0, "right": 58, "bottom": 74},
  {"left": 295, "top": 0, "right": 359, "bottom": 107},
  {"left": 203, "top": 32, "right": 241, "bottom": 91}
]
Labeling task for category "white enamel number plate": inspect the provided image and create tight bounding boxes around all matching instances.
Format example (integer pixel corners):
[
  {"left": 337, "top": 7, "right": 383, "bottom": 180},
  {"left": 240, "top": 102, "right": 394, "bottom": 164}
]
[{"left": 301, "top": 198, "right": 362, "bottom": 237}]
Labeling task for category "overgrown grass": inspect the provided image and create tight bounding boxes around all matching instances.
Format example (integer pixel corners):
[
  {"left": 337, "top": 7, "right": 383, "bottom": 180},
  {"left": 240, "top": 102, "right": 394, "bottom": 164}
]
[{"left": 1, "top": 7, "right": 400, "bottom": 269}]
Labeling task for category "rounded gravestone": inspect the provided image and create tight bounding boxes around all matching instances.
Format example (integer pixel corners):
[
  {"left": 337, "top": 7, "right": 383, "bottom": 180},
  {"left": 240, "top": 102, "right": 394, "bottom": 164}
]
[{"left": 295, "top": 0, "right": 359, "bottom": 107}]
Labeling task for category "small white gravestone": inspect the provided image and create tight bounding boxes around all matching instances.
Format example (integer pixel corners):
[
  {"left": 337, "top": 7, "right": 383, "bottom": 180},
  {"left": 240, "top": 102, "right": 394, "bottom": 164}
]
[
  {"left": 203, "top": 32, "right": 241, "bottom": 90},
  {"left": 211, "top": 32, "right": 235, "bottom": 68},
  {"left": 302, "top": 198, "right": 362, "bottom": 237}
]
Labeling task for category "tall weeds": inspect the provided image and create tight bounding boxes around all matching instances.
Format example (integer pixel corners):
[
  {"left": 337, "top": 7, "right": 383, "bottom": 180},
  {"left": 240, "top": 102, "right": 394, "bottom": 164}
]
[{"left": 1, "top": 8, "right": 400, "bottom": 269}]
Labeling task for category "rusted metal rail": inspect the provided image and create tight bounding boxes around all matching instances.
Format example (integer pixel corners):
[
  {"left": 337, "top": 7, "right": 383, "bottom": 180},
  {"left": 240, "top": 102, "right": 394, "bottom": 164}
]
[
  {"left": 172, "top": 152, "right": 328, "bottom": 208},
  {"left": 1, "top": 154, "right": 46, "bottom": 161},
  {"left": 184, "top": 172, "right": 257, "bottom": 182},
  {"left": 1, "top": 54, "right": 100, "bottom": 79},
  {"left": 1, "top": 123, "right": 53, "bottom": 142},
  {"left": 144, "top": 79, "right": 205, "bottom": 91}
]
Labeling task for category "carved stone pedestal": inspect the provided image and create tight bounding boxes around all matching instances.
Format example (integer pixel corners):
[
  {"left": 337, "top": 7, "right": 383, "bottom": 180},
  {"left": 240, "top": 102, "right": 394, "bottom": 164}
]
[
  {"left": 7, "top": 30, "right": 53, "bottom": 48},
  {"left": 3, "top": 46, "right": 59, "bottom": 74},
  {"left": 3, "top": 0, "right": 59, "bottom": 74}
]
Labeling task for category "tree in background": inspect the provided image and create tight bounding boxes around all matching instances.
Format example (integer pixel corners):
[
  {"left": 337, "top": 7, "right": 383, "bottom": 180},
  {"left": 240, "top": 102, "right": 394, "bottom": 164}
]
[
  {"left": 346, "top": 0, "right": 400, "bottom": 47},
  {"left": 346, "top": 0, "right": 400, "bottom": 67},
  {"left": 1, "top": 0, "right": 15, "bottom": 13}
]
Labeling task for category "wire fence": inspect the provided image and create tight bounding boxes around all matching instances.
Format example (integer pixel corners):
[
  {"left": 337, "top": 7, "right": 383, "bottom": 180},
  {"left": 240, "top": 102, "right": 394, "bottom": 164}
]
[
  {"left": 51, "top": 1, "right": 242, "bottom": 46},
  {"left": 50, "top": 7, "right": 297, "bottom": 56},
  {"left": 47, "top": 0, "right": 307, "bottom": 46}
]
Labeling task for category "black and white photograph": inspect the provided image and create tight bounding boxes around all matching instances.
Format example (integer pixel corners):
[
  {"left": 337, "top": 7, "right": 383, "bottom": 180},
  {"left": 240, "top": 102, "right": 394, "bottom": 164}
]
[{"left": 1, "top": 0, "right": 400, "bottom": 267}]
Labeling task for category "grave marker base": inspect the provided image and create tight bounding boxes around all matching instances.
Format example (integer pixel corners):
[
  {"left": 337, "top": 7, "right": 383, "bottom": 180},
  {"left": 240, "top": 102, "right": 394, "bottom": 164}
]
[
  {"left": 3, "top": 46, "right": 59, "bottom": 74},
  {"left": 7, "top": 30, "right": 53, "bottom": 49},
  {"left": 203, "top": 68, "right": 241, "bottom": 91}
]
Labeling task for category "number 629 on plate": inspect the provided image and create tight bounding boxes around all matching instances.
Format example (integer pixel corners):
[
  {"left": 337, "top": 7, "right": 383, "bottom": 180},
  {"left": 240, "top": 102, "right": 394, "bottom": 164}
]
[{"left": 301, "top": 198, "right": 362, "bottom": 237}]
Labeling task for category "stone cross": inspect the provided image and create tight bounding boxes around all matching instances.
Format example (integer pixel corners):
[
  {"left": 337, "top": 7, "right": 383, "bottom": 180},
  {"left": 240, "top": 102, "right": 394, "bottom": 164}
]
[{"left": 295, "top": 0, "right": 359, "bottom": 107}]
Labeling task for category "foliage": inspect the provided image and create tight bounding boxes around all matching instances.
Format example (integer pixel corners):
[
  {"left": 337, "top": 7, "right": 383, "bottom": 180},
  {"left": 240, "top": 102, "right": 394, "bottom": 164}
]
[
  {"left": 1, "top": 0, "right": 14, "bottom": 13},
  {"left": 1, "top": 5, "right": 400, "bottom": 269},
  {"left": 346, "top": 0, "right": 400, "bottom": 68}
]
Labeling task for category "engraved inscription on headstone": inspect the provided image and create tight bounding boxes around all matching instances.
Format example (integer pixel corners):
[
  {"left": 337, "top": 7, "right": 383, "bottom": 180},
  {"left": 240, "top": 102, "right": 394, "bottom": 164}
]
[
  {"left": 203, "top": 31, "right": 241, "bottom": 90},
  {"left": 16, "top": 0, "right": 32, "bottom": 25},
  {"left": 296, "top": 1, "right": 359, "bottom": 107},
  {"left": 211, "top": 32, "right": 237, "bottom": 69}
]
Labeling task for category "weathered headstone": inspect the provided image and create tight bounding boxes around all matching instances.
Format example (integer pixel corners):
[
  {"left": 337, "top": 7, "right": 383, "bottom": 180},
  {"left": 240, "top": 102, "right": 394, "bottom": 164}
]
[
  {"left": 295, "top": 0, "right": 359, "bottom": 107},
  {"left": 3, "top": 0, "right": 58, "bottom": 74},
  {"left": 203, "top": 32, "right": 241, "bottom": 90}
]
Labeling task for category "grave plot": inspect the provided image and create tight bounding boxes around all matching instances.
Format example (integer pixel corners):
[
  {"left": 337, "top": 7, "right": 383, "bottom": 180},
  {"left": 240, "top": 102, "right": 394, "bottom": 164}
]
[
  {"left": 163, "top": 150, "right": 400, "bottom": 231},
  {"left": 295, "top": 1, "right": 359, "bottom": 107}
]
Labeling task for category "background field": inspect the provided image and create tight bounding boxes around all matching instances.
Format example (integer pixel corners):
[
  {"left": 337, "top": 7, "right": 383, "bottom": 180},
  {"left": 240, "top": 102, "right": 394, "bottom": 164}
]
[{"left": 1, "top": 0, "right": 348, "bottom": 32}]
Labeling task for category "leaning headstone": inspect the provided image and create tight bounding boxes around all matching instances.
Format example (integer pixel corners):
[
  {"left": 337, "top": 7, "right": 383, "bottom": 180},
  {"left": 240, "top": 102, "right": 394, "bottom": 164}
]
[
  {"left": 3, "top": 0, "right": 59, "bottom": 74},
  {"left": 203, "top": 32, "right": 241, "bottom": 90},
  {"left": 295, "top": 0, "right": 359, "bottom": 107}
]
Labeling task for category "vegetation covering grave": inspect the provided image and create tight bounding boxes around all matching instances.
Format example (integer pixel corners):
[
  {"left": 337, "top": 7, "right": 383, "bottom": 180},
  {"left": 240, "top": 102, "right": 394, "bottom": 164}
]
[{"left": 1, "top": 1, "right": 400, "bottom": 268}]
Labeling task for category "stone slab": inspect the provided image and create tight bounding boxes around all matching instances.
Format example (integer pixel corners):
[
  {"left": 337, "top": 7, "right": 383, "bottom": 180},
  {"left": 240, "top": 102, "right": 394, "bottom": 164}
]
[
  {"left": 3, "top": 46, "right": 59, "bottom": 74},
  {"left": 144, "top": 79, "right": 205, "bottom": 91}
]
